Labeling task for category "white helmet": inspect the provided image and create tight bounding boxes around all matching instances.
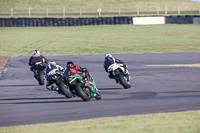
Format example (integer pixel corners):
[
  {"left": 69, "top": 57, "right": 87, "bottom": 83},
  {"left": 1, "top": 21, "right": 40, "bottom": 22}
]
[
  {"left": 105, "top": 53, "right": 112, "bottom": 58},
  {"left": 34, "top": 50, "right": 40, "bottom": 55}
]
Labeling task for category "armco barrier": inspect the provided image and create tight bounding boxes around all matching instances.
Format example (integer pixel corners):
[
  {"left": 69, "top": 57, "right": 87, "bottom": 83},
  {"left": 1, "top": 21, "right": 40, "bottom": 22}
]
[{"left": 0, "top": 15, "right": 199, "bottom": 27}]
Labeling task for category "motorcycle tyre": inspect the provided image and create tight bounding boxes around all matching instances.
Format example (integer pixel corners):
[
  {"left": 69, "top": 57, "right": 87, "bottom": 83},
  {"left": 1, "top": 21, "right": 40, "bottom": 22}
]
[
  {"left": 38, "top": 71, "right": 44, "bottom": 85},
  {"left": 95, "top": 93, "right": 101, "bottom": 100},
  {"left": 58, "top": 81, "right": 72, "bottom": 98},
  {"left": 118, "top": 73, "right": 131, "bottom": 89},
  {"left": 75, "top": 83, "right": 91, "bottom": 101}
]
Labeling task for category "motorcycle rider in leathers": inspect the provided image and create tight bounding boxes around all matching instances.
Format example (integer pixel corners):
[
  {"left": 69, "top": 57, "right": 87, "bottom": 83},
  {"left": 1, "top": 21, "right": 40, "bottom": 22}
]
[
  {"left": 63, "top": 61, "right": 89, "bottom": 83},
  {"left": 28, "top": 50, "right": 48, "bottom": 77},
  {"left": 45, "top": 60, "right": 65, "bottom": 91},
  {"left": 103, "top": 53, "right": 130, "bottom": 82},
  {"left": 63, "top": 61, "right": 90, "bottom": 95}
]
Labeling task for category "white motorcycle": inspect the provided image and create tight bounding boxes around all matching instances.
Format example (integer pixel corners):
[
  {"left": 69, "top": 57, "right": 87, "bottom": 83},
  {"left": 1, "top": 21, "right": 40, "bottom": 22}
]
[{"left": 107, "top": 63, "right": 131, "bottom": 89}]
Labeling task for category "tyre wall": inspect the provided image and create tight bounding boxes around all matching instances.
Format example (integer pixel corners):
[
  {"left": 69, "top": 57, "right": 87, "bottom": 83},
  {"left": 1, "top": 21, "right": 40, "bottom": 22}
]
[
  {"left": 0, "top": 15, "right": 199, "bottom": 27},
  {"left": 165, "top": 15, "right": 200, "bottom": 24},
  {"left": 0, "top": 17, "right": 133, "bottom": 27}
]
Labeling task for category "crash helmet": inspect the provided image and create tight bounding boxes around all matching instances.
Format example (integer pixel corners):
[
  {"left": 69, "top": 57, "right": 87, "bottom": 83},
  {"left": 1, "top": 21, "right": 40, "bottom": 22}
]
[
  {"left": 48, "top": 60, "right": 56, "bottom": 65},
  {"left": 66, "top": 61, "right": 74, "bottom": 67},
  {"left": 105, "top": 53, "right": 112, "bottom": 58},
  {"left": 34, "top": 50, "right": 40, "bottom": 55}
]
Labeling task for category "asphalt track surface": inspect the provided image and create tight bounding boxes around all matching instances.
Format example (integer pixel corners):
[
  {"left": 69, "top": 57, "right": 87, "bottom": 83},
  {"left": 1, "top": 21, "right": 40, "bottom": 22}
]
[{"left": 0, "top": 52, "right": 200, "bottom": 127}]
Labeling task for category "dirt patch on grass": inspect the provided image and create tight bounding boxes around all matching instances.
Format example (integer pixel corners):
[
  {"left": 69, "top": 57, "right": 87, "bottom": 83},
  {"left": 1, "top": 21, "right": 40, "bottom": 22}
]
[{"left": 0, "top": 57, "right": 10, "bottom": 77}]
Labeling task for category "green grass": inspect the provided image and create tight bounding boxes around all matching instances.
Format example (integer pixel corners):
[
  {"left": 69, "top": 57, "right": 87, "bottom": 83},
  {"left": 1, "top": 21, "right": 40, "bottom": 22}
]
[
  {"left": 0, "top": 0, "right": 198, "bottom": 9},
  {"left": 0, "top": 0, "right": 199, "bottom": 17},
  {"left": 0, "top": 24, "right": 200, "bottom": 57},
  {"left": 1, "top": 110, "right": 200, "bottom": 133}
]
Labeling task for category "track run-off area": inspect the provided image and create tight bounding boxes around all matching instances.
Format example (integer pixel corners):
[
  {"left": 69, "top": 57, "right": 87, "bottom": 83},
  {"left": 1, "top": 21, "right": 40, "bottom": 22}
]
[{"left": 0, "top": 52, "right": 200, "bottom": 127}]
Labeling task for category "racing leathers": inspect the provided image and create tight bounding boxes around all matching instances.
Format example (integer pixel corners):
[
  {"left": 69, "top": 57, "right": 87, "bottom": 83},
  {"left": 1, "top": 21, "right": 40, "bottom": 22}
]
[
  {"left": 103, "top": 56, "right": 129, "bottom": 82},
  {"left": 46, "top": 64, "right": 65, "bottom": 91},
  {"left": 28, "top": 54, "right": 48, "bottom": 72},
  {"left": 63, "top": 64, "right": 89, "bottom": 95},
  {"left": 63, "top": 65, "right": 89, "bottom": 83}
]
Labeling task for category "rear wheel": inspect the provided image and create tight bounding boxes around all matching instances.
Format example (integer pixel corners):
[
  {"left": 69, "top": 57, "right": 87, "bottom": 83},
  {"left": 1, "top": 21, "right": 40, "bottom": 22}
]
[
  {"left": 38, "top": 71, "right": 44, "bottom": 85},
  {"left": 58, "top": 81, "right": 72, "bottom": 98},
  {"left": 75, "top": 83, "right": 91, "bottom": 101},
  {"left": 118, "top": 74, "right": 131, "bottom": 89}
]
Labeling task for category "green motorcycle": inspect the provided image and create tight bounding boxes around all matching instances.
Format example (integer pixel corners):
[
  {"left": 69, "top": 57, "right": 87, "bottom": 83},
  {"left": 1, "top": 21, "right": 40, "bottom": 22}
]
[{"left": 67, "top": 72, "right": 101, "bottom": 101}]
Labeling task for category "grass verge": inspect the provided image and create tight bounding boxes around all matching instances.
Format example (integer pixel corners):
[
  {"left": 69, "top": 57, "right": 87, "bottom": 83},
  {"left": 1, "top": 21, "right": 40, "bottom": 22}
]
[
  {"left": 1, "top": 110, "right": 200, "bottom": 133},
  {"left": 0, "top": 57, "right": 10, "bottom": 77},
  {"left": 0, "top": 24, "right": 200, "bottom": 57}
]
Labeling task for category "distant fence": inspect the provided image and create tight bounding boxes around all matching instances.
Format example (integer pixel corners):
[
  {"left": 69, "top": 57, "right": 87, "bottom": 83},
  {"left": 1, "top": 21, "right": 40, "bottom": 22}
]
[
  {"left": 0, "top": 6, "right": 200, "bottom": 17},
  {"left": 0, "top": 15, "right": 200, "bottom": 27}
]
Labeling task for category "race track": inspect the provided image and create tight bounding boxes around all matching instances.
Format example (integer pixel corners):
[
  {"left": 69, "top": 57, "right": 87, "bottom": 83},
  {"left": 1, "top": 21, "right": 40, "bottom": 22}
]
[{"left": 0, "top": 52, "right": 200, "bottom": 127}]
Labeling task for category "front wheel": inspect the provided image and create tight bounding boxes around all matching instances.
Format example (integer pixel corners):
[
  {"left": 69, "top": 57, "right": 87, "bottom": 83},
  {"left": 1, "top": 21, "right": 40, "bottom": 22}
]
[
  {"left": 58, "top": 81, "right": 72, "bottom": 98},
  {"left": 75, "top": 83, "right": 91, "bottom": 101},
  {"left": 118, "top": 74, "right": 131, "bottom": 89},
  {"left": 38, "top": 71, "right": 44, "bottom": 85},
  {"left": 95, "top": 92, "right": 101, "bottom": 100}
]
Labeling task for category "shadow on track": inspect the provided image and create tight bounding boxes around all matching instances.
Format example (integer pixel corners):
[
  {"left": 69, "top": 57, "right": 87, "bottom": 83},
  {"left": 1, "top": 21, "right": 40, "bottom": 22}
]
[
  {"left": 0, "top": 84, "right": 38, "bottom": 87},
  {"left": 0, "top": 97, "right": 66, "bottom": 101},
  {"left": 2, "top": 100, "right": 83, "bottom": 104},
  {"left": 0, "top": 97, "right": 84, "bottom": 104},
  {"left": 99, "top": 87, "right": 122, "bottom": 90}
]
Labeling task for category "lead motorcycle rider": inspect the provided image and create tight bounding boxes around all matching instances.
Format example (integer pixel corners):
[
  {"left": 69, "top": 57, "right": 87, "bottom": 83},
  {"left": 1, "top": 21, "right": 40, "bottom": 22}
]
[
  {"left": 45, "top": 60, "right": 65, "bottom": 91},
  {"left": 28, "top": 50, "right": 48, "bottom": 77},
  {"left": 103, "top": 53, "right": 130, "bottom": 82}
]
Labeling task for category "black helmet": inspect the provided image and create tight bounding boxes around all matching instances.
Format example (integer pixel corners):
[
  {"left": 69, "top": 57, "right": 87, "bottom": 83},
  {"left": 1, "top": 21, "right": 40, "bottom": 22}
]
[{"left": 66, "top": 61, "right": 74, "bottom": 67}]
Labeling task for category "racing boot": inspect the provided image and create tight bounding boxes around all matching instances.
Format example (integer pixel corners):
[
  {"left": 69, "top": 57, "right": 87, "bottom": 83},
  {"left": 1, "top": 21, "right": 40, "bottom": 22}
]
[
  {"left": 108, "top": 73, "right": 115, "bottom": 79},
  {"left": 115, "top": 78, "right": 119, "bottom": 83},
  {"left": 46, "top": 79, "right": 51, "bottom": 90},
  {"left": 51, "top": 85, "right": 58, "bottom": 91},
  {"left": 71, "top": 90, "right": 77, "bottom": 97},
  {"left": 46, "top": 85, "right": 52, "bottom": 90},
  {"left": 33, "top": 70, "right": 37, "bottom": 79}
]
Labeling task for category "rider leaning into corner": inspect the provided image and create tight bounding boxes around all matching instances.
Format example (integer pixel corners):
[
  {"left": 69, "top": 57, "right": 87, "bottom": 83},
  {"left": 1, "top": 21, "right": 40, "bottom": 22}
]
[
  {"left": 28, "top": 50, "right": 48, "bottom": 74},
  {"left": 103, "top": 53, "right": 130, "bottom": 82},
  {"left": 63, "top": 61, "right": 90, "bottom": 95},
  {"left": 45, "top": 60, "right": 65, "bottom": 91},
  {"left": 63, "top": 61, "right": 89, "bottom": 83}
]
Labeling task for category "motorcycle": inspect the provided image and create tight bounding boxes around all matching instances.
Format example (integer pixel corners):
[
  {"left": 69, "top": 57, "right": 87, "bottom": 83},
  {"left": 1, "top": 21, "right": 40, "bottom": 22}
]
[
  {"left": 47, "top": 69, "right": 72, "bottom": 98},
  {"left": 34, "top": 61, "right": 46, "bottom": 85},
  {"left": 108, "top": 63, "right": 131, "bottom": 89},
  {"left": 66, "top": 71, "right": 101, "bottom": 101}
]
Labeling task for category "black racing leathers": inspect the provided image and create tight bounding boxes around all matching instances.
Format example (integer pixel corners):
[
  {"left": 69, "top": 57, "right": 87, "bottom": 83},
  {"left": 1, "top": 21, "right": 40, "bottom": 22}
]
[{"left": 46, "top": 64, "right": 65, "bottom": 90}]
